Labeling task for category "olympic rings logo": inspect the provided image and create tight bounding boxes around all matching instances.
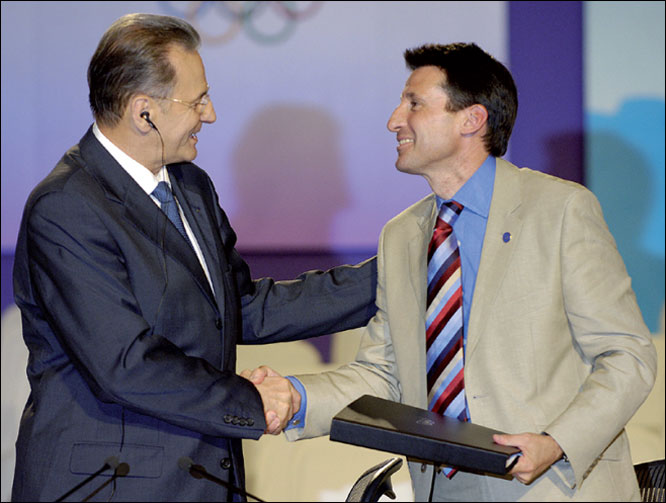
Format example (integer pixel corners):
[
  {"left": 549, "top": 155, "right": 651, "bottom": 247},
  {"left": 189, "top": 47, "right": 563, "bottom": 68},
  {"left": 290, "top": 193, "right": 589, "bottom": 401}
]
[{"left": 160, "top": 1, "right": 324, "bottom": 45}]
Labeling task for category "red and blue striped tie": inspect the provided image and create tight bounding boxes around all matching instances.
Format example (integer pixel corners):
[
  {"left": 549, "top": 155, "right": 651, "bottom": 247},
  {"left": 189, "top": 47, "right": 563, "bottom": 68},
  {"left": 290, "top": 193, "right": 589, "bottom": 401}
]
[{"left": 426, "top": 201, "right": 467, "bottom": 478}]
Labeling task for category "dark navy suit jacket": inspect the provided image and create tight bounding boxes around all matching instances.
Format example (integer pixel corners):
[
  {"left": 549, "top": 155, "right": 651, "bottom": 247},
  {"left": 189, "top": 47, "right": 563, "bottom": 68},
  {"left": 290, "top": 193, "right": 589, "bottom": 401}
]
[{"left": 11, "top": 126, "right": 377, "bottom": 501}]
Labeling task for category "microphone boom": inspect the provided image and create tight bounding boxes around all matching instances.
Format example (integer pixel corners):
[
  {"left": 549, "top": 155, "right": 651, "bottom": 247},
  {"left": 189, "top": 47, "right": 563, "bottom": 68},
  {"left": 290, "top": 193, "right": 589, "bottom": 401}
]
[{"left": 177, "top": 456, "right": 265, "bottom": 502}]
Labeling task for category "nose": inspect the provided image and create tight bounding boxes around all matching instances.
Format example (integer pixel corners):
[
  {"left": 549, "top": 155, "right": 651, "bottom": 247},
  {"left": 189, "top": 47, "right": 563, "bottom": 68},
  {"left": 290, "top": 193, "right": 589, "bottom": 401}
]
[
  {"left": 201, "top": 97, "right": 216, "bottom": 124},
  {"left": 387, "top": 104, "right": 403, "bottom": 133}
]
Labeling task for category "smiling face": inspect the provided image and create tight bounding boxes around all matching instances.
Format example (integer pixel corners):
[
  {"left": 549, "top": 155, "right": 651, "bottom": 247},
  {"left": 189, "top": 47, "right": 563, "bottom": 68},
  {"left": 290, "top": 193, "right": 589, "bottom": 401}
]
[
  {"left": 387, "top": 66, "right": 465, "bottom": 180},
  {"left": 158, "top": 46, "right": 216, "bottom": 164}
]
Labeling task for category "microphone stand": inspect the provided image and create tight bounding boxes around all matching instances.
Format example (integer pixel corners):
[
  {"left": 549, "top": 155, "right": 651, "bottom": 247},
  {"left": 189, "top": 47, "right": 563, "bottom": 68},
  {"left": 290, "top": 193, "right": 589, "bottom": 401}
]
[
  {"left": 179, "top": 457, "right": 265, "bottom": 502},
  {"left": 54, "top": 457, "right": 118, "bottom": 502},
  {"left": 81, "top": 462, "right": 130, "bottom": 502}
]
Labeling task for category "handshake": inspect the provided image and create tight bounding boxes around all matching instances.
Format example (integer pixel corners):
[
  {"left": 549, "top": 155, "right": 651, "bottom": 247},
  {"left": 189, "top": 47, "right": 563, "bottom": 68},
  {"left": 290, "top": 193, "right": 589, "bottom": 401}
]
[{"left": 240, "top": 366, "right": 301, "bottom": 435}]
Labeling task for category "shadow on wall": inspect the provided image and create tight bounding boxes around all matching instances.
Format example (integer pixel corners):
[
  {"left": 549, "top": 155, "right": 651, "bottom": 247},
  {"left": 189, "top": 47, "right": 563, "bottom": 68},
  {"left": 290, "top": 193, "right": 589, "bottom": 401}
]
[
  {"left": 586, "top": 102, "right": 665, "bottom": 334},
  {"left": 230, "top": 104, "right": 350, "bottom": 250}
]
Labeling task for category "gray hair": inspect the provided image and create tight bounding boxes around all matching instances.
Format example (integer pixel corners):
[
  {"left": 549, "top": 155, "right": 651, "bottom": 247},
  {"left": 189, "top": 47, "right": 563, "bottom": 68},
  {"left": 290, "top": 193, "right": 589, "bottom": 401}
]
[{"left": 87, "top": 13, "right": 201, "bottom": 126}]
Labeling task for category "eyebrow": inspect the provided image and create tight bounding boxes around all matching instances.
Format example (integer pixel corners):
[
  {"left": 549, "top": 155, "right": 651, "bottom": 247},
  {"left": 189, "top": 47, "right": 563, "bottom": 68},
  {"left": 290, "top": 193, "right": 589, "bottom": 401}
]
[{"left": 194, "top": 85, "right": 210, "bottom": 101}]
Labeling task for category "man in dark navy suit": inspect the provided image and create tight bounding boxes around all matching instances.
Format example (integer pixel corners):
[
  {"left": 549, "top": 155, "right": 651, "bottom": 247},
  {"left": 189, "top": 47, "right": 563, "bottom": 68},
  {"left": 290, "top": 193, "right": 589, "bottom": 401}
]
[{"left": 11, "top": 13, "right": 376, "bottom": 502}]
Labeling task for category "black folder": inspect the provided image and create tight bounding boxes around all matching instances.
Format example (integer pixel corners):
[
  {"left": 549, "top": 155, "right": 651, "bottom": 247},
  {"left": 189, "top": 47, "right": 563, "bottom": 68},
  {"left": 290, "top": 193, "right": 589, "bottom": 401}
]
[{"left": 330, "top": 395, "right": 521, "bottom": 475}]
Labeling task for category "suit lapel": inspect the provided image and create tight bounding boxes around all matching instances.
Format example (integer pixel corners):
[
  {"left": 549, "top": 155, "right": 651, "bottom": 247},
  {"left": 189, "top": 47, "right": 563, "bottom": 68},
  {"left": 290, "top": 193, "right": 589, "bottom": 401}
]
[
  {"left": 78, "top": 128, "right": 217, "bottom": 309},
  {"left": 397, "top": 195, "right": 437, "bottom": 408},
  {"left": 125, "top": 182, "right": 217, "bottom": 307},
  {"left": 170, "top": 175, "right": 226, "bottom": 311},
  {"left": 408, "top": 196, "right": 437, "bottom": 316},
  {"left": 465, "top": 159, "right": 523, "bottom": 361}
]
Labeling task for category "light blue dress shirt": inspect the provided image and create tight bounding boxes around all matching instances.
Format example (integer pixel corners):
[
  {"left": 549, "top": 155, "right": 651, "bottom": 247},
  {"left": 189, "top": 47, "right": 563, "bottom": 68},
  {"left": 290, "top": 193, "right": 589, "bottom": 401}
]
[
  {"left": 287, "top": 157, "right": 496, "bottom": 429},
  {"left": 439, "top": 155, "right": 495, "bottom": 343}
]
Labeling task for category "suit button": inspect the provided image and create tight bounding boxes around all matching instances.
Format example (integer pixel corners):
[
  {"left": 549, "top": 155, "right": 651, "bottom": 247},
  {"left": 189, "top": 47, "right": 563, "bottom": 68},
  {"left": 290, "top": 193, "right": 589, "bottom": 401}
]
[
  {"left": 231, "top": 416, "right": 240, "bottom": 425},
  {"left": 247, "top": 418, "right": 255, "bottom": 426},
  {"left": 239, "top": 419, "right": 247, "bottom": 426},
  {"left": 220, "top": 458, "right": 231, "bottom": 470},
  {"left": 215, "top": 318, "right": 223, "bottom": 330},
  {"left": 223, "top": 414, "right": 232, "bottom": 423}
]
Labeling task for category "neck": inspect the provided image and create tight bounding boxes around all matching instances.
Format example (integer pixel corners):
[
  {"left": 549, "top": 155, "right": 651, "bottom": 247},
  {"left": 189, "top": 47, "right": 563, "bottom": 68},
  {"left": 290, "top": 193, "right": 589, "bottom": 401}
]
[
  {"left": 98, "top": 121, "right": 164, "bottom": 175},
  {"left": 425, "top": 146, "right": 489, "bottom": 200}
]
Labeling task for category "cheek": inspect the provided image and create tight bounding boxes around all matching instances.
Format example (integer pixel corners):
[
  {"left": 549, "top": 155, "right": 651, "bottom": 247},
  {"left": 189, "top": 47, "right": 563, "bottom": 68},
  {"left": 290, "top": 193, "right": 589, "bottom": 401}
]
[
  {"left": 410, "top": 116, "right": 433, "bottom": 143},
  {"left": 424, "top": 122, "right": 454, "bottom": 149},
  {"left": 175, "top": 127, "right": 195, "bottom": 145}
]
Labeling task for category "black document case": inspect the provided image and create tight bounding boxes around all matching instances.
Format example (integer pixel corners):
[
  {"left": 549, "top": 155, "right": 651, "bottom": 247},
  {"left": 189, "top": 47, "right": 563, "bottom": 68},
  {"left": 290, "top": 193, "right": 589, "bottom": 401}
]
[{"left": 330, "top": 395, "right": 521, "bottom": 475}]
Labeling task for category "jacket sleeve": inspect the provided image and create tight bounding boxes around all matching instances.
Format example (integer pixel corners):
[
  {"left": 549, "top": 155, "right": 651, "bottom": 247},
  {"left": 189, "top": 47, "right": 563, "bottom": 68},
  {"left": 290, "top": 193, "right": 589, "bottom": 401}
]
[
  {"left": 283, "top": 227, "right": 401, "bottom": 440},
  {"left": 240, "top": 257, "right": 378, "bottom": 344},
  {"left": 544, "top": 187, "right": 657, "bottom": 488},
  {"left": 193, "top": 168, "right": 378, "bottom": 345}
]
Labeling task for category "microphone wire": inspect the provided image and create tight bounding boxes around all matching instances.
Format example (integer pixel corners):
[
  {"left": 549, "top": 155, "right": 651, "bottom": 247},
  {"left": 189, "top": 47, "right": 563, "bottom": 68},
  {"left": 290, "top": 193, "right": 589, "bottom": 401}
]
[{"left": 145, "top": 116, "right": 169, "bottom": 343}]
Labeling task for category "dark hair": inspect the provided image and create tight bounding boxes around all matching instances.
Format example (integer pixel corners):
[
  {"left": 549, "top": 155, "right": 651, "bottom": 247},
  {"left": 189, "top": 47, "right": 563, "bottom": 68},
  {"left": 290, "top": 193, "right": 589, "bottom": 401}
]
[
  {"left": 404, "top": 43, "right": 517, "bottom": 157},
  {"left": 88, "top": 13, "right": 201, "bottom": 127}
]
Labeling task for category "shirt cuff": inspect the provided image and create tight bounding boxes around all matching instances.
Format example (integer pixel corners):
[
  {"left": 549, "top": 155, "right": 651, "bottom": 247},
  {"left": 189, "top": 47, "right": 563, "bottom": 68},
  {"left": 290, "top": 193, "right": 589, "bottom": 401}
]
[{"left": 285, "top": 376, "right": 306, "bottom": 430}]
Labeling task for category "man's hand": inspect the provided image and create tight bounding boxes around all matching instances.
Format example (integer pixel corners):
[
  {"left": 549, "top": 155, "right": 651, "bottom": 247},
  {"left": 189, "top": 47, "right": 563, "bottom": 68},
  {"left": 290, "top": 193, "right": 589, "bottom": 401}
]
[
  {"left": 493, "top": 432, "right": 564, "bottom": 485},
  {"left": 240, "top": 366, "right": 301, "bottom": 435},
  {"left": 241, "top": 365, "right": 277, "bottom": 385}
]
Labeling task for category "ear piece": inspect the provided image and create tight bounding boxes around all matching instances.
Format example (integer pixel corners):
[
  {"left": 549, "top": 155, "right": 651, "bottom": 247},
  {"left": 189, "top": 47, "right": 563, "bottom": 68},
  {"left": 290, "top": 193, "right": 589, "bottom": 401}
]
[
  {"left": 141, "top": 110, "right": 164, "bottom": 166},
  {"left": 141, "top": 111, "right": 156, "bottom": 129}
]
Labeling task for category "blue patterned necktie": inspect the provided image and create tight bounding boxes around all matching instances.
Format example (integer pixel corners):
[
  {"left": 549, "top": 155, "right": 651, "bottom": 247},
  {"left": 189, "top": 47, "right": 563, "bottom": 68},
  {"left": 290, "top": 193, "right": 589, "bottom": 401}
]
[
  {"left": 426, "top": 200, "right": 467, "bottom": 478},
  {"left": 152, "top": 181, "right": 193, "bottom": 249}
]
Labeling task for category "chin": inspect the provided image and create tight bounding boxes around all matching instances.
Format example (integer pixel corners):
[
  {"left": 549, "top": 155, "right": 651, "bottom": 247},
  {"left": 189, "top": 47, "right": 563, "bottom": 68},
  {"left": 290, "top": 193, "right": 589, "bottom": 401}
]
[
  {"left": 396, "top": 162, "right": 420, "bottom": 176},
  {"left": 180, "top": 149, "right": 197, "bottom": 163}
]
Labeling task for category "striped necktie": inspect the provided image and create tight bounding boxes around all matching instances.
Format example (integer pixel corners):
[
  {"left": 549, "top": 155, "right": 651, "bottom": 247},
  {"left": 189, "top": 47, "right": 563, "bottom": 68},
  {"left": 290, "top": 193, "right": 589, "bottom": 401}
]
[
  {"left": 152, "top": 181, "right": 193, "bottom": 249},
  {"left": 426, "top": 200, "right": 467, "bottom": 478}
]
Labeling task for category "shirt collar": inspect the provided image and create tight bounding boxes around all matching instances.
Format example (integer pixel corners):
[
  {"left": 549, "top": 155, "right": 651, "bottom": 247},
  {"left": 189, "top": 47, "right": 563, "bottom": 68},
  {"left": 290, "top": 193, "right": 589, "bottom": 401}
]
[
  {"left": 437, "top": 156, "right": 495, "bottom": 218},
  {"left": 92, "top": 122, "right": 169, "bottom": 195}
]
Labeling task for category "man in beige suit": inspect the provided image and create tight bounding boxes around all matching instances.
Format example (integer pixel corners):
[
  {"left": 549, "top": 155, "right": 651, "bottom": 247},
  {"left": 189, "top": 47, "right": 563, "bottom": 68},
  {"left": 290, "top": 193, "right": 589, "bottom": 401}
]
[{"left": 248, "top": 43, "right": 657, "bottom": 501}]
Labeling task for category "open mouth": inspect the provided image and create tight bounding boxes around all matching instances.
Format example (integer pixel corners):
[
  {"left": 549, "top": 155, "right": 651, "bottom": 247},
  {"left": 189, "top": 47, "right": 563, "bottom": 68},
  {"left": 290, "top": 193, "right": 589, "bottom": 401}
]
[{"left": 397, "top": 138, "right": 414, "bottom": 151}]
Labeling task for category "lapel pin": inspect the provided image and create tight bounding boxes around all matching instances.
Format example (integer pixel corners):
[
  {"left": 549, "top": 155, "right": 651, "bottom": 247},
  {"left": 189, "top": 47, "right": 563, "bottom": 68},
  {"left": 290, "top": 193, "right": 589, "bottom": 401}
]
[{"left": 502, "top": 232, "right": 511, "bottom": 243}]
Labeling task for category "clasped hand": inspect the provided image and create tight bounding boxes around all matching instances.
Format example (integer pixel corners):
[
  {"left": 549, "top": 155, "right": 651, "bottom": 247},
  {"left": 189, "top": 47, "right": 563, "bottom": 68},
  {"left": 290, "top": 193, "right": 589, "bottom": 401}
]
[
  {"left": 493, "top": 432, "right": 564, "bottom": 485},
  {"left": 240, "top": 366, "right": 301, "bottom": 435}
]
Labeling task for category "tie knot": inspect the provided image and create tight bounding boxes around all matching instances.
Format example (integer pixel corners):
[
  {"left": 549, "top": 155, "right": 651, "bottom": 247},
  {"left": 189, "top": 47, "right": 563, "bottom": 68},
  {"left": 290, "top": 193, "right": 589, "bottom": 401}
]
[
  {"left": 152, "top": 181, "right": 174, "bottom": 205},
  {"left": 436, "top": 200, "right": 463, "bottom": 227}
]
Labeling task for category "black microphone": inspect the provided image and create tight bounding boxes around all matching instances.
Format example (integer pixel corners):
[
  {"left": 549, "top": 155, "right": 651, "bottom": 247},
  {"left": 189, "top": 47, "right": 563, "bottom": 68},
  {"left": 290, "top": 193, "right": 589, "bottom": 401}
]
[
  {"left": 81, "top": 462, "right": 130, "bottom": 502},
  {"left": 54, "top": 456, "right": 119, "bottom": 502},
  {"left": 178, "top": 456, "right": 265, "bottom": 502}
]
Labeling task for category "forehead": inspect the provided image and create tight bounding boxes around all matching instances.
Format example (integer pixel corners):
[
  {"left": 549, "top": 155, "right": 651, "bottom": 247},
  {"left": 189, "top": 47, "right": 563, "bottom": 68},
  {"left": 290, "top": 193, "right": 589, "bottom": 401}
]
[
  {"left": 402, "top": 65, "right": 447, "bottom": 98},
  {"left": 167, "top": 46, "right": 207, "bottom": 92}
]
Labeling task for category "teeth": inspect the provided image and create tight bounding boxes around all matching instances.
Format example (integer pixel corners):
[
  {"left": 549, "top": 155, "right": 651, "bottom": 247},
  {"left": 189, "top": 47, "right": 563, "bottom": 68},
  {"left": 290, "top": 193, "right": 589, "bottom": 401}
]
[{"left": 399, "top": 139, "right": 413, "bottom": 145}]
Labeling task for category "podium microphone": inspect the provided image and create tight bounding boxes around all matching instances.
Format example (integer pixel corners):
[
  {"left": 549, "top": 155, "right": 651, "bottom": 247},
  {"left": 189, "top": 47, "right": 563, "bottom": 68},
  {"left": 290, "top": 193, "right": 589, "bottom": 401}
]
[
  {"left": 55, "top": 456, "right": 119, "bottom": 502},
  {"left": 178, "top": 456, "right": 265, "bottom": 502},
  {"left": 81, "top": 462, "right": 130, "bottom": 501}
]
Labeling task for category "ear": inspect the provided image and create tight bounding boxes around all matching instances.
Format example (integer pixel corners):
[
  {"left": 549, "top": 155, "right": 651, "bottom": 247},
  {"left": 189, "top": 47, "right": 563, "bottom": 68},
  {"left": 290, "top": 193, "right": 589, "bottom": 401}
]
[
  {"left": 130, "top": 95, "right": 154, "bottom": 133},
  {"left": 460, "top": 104, "right": 488, "bottom": 136}
]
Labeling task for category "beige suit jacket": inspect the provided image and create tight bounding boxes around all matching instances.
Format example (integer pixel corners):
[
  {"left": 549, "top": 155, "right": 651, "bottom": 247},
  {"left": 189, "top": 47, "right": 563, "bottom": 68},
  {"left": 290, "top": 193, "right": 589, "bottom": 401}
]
[{"left": 286, "top": 159, "right": 657, "bottom": 501}]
